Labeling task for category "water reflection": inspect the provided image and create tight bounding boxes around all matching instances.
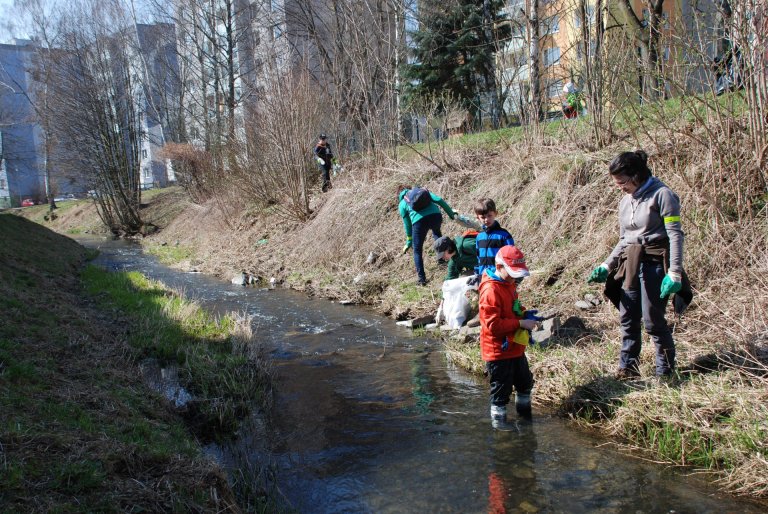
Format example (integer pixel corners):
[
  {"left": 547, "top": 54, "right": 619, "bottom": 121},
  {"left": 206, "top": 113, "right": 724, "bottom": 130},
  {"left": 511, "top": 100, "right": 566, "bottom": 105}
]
[{"left": 82, "top": 237, "right": 765, "bottom": 514}]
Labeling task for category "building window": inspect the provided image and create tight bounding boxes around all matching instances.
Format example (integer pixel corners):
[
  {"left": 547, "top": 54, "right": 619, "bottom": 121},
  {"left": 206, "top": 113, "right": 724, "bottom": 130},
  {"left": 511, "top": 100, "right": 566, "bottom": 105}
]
[
  {"left": 0, "top": 178, "right": 6, "bottom": 190},
  {"left": 542, "top": 15, "right": 559, "bottom": 35},
  {"left": 543, "top": 47, "right": 560, "bottom": 67},
  {"left": 574, "top": 6, "right": 595, "bottom": 28},
  {"left": 272, "top": 24, "right": 283, "bottom": 40},
  {"left": 142, "top": 149, "right": 148, "bottom": 159},
  {"left": 548, "top": 80, "right": 564, "bottom": 98}
]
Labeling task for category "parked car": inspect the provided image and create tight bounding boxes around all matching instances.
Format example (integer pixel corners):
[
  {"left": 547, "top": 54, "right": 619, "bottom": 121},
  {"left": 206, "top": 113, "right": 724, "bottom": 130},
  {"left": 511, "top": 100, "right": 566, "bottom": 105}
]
[
  {"left": 21, "top": 198, "right": 35, "bottom": 207},
  {"left": 53, "top": 193, "right": 76, "bottom": 202}
]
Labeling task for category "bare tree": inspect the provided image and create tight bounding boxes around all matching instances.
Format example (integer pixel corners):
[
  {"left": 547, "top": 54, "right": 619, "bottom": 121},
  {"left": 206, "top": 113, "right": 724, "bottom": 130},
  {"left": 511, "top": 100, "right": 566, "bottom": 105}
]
[
  {"left": 236, "top": 67, "right": 324, "bottom": 221},
  {"left": 15, "top": 0, "right": 64, "bottom": 213},
  {"left": 614, "top": 0, "right": 668, "bottom": 101},
  {"left": 50, "top": 0, "right": 146, "bottom": 235},
  {"left": 283, "top": 0, "right": 404, "bottom": 160}
]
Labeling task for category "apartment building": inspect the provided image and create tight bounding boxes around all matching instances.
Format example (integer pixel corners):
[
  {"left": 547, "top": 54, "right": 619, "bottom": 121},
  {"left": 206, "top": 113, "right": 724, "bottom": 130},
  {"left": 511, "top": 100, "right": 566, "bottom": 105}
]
[
  {"left": 133, "top": 23, "right": 180, "bottom": 190},
  {"left": 0, "top": 40, "right": 45, "bottom": 207},
  {"left": 499, "top": 0, "right": 727, "bottom": 119}
]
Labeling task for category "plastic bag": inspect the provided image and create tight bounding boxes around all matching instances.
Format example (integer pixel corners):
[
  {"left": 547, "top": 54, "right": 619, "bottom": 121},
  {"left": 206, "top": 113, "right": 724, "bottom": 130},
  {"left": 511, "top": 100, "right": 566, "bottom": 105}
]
[{"left": 441, "top": 277, "right": 473, "bottom": 329}]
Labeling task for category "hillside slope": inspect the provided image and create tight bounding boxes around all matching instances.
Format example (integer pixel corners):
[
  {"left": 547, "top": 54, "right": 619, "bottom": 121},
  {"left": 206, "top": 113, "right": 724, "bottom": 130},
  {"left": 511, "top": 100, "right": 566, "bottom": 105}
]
[
  {"left": 20, "top": 123, "right": 768, "bottom": 500},
  {"left": 145, "top": 135, "right": 768, "bottom": 498}
]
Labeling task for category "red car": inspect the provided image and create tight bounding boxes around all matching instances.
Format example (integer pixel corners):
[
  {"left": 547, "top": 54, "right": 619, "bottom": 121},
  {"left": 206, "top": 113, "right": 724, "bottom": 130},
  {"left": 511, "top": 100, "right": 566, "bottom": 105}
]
[{"left": 21, "top": 198, "right": 35, "bottom": 207}]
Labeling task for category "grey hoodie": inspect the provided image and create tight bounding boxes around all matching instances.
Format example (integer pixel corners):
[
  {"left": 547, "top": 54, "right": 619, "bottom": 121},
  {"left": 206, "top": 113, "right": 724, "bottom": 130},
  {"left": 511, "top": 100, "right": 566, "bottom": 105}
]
[{"left": 603, "top": 176, "right": 684, "bottom": 277}]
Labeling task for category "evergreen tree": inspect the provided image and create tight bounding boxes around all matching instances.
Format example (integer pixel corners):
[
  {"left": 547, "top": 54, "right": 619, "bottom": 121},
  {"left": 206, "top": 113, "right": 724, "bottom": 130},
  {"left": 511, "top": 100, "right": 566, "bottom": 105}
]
[{"left": 404, "top": 0, "right": 510, "bottom": 117}]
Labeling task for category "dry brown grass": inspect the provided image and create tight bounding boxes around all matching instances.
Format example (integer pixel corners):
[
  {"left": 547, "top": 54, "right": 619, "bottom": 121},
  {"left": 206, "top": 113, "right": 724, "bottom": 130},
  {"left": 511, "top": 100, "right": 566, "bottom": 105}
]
[{"left": 37, "top": 110, "right": 767, "bottom": 499}]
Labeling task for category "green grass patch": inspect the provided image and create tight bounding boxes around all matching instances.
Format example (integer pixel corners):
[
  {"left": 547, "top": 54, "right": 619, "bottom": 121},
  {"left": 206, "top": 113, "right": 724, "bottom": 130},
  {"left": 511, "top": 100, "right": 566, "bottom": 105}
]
[
  {"left": 81, "top": 265, "right": 266, "bottom": 433},
  {"left": 399, "top": 283, "right": 431, "bottom": 303},
  {"left": 144, "top": 243, "right": 194, "bottom": 265}
]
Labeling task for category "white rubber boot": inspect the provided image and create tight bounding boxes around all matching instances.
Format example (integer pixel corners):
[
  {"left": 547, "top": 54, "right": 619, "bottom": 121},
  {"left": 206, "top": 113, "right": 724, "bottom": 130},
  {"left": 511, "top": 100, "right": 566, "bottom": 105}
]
[{"left": 490, "top": 404, "right": 506, "bottom": 429}]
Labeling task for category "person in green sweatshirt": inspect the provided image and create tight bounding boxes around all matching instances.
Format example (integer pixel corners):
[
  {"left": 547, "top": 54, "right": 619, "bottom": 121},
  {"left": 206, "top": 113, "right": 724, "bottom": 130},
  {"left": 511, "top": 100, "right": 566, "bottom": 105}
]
[
  {"left": 398, "top": 185, "right": 457, "bottom": 286},
  {"left": 434, "top": 232, "right": 479, "bottom": 281}
]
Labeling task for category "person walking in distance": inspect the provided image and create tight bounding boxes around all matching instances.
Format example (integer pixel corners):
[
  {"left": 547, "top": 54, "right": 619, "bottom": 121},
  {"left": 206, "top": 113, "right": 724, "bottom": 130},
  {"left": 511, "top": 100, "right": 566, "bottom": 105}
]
[{"left": 314, "top": 134, "right": 334, "bottom": 192}]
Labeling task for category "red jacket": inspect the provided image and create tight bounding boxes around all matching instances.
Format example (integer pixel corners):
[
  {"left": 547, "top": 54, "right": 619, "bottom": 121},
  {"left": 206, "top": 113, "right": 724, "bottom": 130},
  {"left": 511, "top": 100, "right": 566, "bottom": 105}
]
[{"left": 478, "top": 271, "right": 525, "bottom": 362}]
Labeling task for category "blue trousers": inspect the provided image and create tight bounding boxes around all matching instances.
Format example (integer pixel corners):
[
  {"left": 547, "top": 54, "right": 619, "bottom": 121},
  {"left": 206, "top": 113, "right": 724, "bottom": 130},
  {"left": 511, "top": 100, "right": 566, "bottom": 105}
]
[
  {"left": 619, "top": 261, "right": 676, "bottom": 375},
  {"left": 411, "top": 213, "right": 442, "bottom": 282}
]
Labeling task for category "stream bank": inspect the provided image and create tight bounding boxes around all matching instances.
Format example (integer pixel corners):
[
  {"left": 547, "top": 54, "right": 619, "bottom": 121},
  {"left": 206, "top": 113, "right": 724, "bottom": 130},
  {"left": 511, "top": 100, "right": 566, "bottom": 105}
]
[
  {"left": 89, "top": 237, "right": 768, "bottom": 513},
  {"left": 16, "top": 130, "right": 768, "bottom": 499}
]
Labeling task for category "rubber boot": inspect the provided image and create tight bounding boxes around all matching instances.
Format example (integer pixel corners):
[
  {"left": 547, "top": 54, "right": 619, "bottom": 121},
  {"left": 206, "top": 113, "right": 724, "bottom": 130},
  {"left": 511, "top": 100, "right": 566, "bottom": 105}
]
[
  {"left": 515, "top": 393, "right": 532, "bottom": 419},
  {"left": 490, "top": 404, "right": 506, "bottom": 429}
]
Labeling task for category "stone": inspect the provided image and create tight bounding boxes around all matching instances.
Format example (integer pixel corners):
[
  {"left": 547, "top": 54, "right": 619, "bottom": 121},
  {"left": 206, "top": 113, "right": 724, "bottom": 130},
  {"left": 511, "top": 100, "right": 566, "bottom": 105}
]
[
  {"left": 365, "top": 251, "right": 378, "bottom": 265},
  {"left": 559, "top": 316, "right": 588, "bottom": 339},
  {"left": 231, "top": 273, "right": 247, "bottom": 285},
  {"left": 584, "top": 293, "right": 601, "bottom": 306},
  {"left": 353, "top": 272, "right": 367, "bottom": 284},
  {"left": 575, "top": 300, "right": 593, "bottom": 310},
  {"left": 458, "top": 325, "right": 481, "bottom": 337},
  {"left": 532, "top": 316, "right": 560, "bottom": 345},
  {"left": 424, "top": 323, "right": 439, "bottom": 330},
  {"left": 395, "top": 314, "right": 435, "bottom": 329},
  {"left": 338, "top": 300, "right": 355, "bottom": 305}
]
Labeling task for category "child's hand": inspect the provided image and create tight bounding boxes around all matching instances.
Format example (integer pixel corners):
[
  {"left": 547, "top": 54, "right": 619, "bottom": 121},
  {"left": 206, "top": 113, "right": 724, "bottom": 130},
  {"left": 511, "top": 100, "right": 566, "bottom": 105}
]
[{"left": 519, "top": 319, "right": 538, "bottom": 331}]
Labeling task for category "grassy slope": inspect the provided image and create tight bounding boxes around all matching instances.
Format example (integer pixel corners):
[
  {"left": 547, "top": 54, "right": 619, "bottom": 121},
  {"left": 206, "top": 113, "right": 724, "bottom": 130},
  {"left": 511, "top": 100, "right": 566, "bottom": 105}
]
[
  {"left": 0, "top": 212, "right": 261, "bottom": 511},
  {"left": 20, "top": 98, "right": 768, "bottom": 500},
  {"left": 149, "top": 133, "right": 767, "bottom": 498}
]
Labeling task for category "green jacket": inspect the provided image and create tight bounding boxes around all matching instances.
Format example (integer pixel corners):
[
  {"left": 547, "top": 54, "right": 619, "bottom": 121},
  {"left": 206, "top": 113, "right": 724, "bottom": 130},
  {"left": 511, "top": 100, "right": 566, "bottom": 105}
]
[
  {"left": 446, "top": 234, "right": 478, "bottom": 280},
  {"left": 398, "top": 189, "right": 456, "bottom": 238}
]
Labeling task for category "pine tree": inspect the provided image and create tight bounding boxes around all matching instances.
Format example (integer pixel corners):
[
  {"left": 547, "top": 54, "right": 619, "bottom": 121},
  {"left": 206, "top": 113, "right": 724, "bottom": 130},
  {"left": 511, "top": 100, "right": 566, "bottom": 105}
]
[{"left": 404, "top": 0, "right": 510, "bottom": 118}]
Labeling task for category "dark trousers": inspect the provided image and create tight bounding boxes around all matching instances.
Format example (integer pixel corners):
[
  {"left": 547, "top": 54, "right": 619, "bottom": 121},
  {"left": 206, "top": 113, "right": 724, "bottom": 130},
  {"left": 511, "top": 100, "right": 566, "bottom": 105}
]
[
  {"left": 320, "top": 165, "right": 332, "bottom": 192},
  {"left": 619, "top": 261, "right": 676, "bottom": 375},
  {"left": 411, "top": 213, "right": 442, "bottom": 282},
  {"left": 486, "top": 356, "right": 534, "bottom": 407}
]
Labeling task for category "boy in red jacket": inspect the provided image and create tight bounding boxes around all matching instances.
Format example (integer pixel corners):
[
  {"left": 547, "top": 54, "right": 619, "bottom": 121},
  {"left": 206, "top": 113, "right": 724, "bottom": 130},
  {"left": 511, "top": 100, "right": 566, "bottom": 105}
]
[{"left": 478, "top": 245, "right": 538, "bottom": 428}]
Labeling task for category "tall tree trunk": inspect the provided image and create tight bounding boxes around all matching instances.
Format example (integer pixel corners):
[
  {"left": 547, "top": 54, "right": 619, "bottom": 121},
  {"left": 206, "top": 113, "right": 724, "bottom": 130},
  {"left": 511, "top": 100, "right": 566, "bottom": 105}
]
[{"left": 527, "top": 0, "right": 541, "bottom": 122}]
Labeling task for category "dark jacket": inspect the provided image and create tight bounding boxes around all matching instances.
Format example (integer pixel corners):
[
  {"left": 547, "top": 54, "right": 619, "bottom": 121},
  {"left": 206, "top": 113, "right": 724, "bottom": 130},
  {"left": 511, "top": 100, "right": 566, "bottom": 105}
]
[
  {"left": 314, "top": 142, "right": 333, "bottom": 170},
  {"left": 604, "top": 241, "right": 693, "bottom": 315}
]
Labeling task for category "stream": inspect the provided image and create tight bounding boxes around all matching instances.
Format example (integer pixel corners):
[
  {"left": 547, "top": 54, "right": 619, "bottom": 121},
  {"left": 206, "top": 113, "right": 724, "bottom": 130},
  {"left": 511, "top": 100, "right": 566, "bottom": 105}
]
[{"left": 86, "top": 238, "right": 762, "bottom": 513}]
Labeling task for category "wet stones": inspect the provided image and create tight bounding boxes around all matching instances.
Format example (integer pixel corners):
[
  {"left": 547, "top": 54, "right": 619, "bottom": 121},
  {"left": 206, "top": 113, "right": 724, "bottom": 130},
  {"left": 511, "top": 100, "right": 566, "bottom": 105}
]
[{"left": 395, "top": 314, "right": 435, "bottom": 329}]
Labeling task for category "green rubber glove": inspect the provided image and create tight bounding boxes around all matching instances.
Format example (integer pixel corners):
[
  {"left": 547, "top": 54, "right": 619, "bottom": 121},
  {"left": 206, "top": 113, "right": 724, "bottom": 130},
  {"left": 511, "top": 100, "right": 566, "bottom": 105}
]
[
  {"left": 401, "top": 237, "right": 412, "bottom": 255},
  {"left": 587, "top": 265, "right": 608, "bottom": 283},
  {"left": 660, "top": 274, "right": 682, "bottom": 298}
]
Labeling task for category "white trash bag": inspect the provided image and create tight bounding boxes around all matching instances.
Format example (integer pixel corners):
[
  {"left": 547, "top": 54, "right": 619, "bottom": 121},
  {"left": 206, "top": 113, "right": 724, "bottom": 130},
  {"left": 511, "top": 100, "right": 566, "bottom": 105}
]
[{"left": 441, "top": 277, "right": 474, "bottom": 329}]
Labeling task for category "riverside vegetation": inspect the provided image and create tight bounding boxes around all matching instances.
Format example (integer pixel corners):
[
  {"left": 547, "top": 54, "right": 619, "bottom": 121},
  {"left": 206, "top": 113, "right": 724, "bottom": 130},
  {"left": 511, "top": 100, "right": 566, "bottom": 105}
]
[
  {"left": 13, "top": 93, "right": 768, "bottom": 503},
  {"left": 0, "top": 213, "right": 275, "bottom": 511}
]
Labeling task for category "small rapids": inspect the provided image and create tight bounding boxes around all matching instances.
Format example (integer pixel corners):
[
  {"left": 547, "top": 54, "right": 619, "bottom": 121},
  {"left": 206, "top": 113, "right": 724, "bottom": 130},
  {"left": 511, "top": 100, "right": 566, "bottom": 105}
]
[{"left": 86, "top": 237, "right": 764, "bottom": 513}]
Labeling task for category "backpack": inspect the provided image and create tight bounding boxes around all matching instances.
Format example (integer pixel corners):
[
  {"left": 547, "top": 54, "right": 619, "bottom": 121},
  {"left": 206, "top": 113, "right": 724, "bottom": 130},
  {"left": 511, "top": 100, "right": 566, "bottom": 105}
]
[{"left": 405, "top": 187, "right": 432, "bottom": 211}]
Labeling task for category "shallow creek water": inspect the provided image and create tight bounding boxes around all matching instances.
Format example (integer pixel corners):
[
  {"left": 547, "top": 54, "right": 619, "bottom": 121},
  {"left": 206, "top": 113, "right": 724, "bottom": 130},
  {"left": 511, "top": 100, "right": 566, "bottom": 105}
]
[{"left": 87, "top": 238, "right": 763, "bottom": 513}]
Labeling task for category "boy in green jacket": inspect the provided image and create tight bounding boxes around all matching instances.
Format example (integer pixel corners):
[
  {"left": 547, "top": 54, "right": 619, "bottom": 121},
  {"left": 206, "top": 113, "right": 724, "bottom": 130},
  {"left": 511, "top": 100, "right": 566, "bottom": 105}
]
[{"left": 434, "top": 232, "right": 479, "bottom": 281}]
